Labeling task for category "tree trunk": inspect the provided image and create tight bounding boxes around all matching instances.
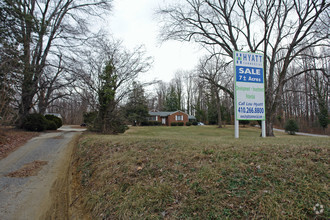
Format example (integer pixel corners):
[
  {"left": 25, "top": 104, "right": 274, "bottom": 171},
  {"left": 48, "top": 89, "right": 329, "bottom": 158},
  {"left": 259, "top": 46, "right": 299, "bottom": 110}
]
[
  {"left": 18, "top": 84, "right": 35, "bottom": 127},
  {"left": 18, "top": 54, "right": 36, "bottom": 127},
  {"left": 266, "top": 113, "right": 275, "bottom": 136}
]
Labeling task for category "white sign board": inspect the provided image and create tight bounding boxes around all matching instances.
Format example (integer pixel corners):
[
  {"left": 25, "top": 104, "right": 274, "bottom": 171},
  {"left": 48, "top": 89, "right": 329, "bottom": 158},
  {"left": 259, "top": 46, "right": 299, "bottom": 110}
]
[{"left": 234, "top": 51, "right": 265, "bottom": 121}]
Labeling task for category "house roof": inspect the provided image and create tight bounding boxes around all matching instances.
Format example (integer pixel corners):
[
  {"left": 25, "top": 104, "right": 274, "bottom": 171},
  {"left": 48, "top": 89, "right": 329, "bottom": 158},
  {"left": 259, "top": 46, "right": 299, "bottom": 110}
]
[
  {"left": 149, "top": 111, "right": 179, "bottom": 117},
  {"left": 188, "top": 115, "right": 196, "bottom": 120},
  {"left": 149, "top": 111, "right": 196, "bottom": 119}
]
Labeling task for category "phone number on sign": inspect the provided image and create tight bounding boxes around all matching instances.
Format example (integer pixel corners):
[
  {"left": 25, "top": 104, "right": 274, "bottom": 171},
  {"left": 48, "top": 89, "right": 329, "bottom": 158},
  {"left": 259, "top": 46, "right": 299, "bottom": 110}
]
[{"left": 238, "top": 107, "right": 264, "bottom": 114}]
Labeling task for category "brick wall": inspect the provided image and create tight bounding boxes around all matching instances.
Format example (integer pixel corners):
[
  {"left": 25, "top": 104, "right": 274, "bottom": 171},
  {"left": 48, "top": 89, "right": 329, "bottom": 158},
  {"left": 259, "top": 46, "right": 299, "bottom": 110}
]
[{"left": 168, "top": 111, "right": 188, "bottom": 126}]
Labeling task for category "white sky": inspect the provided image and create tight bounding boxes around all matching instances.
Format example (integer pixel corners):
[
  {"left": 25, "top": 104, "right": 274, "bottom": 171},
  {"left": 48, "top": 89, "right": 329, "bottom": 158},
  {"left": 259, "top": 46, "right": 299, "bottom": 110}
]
[{"left": 105, "top": 0, "right": 205, "bottom": 83}]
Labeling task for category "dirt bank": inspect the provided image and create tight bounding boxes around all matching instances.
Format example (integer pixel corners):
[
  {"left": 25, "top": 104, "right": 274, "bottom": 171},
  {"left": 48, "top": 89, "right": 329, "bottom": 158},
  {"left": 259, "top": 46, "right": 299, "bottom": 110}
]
[
  {"left": 42, "top": 132, "right": 90, "bottom": 219},
  {"left": 0, "top": 126, "right": 86, "bottom": 219}
]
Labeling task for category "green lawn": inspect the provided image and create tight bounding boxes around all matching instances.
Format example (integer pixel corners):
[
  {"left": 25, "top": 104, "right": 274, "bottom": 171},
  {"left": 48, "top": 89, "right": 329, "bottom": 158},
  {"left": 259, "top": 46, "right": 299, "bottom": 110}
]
[{"left": 74, "top": 125, "right": 329, "bottom": 219}]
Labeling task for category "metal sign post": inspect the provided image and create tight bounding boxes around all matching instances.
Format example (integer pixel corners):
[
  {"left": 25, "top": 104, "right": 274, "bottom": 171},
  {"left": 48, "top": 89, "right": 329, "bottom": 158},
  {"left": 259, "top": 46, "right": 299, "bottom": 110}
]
[{"left": 234, "top": 51, "right": 266, "bottom": 138}]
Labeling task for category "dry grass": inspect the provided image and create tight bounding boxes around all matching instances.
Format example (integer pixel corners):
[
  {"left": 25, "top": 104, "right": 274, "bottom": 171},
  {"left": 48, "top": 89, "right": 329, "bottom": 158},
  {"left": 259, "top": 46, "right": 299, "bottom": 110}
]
[{"left": 73, "top": 126, "right": 329, "bottom": 219}]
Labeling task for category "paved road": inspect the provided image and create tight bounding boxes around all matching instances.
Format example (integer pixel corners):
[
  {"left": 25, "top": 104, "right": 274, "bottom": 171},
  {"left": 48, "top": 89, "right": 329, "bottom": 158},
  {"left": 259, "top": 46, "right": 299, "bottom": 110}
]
[
  {"left": 273, "top": 128, "right": 329, "bottom": 137},
  {"left": 0, "top": 126, "right": 85, "bottom": 220}
]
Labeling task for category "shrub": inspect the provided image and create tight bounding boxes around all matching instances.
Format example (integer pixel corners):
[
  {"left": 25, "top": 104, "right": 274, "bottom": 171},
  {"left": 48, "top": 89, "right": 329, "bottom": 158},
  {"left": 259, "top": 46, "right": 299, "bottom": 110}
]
[
  {"left": 83, "top": 111, "right": 98, "bottom": 125},
  {"left": 318, "top": 108, "right": 329, "bottom": 130},
  {"left": 186, "top": 122, "right": 191, "bottom": 126},
  {"left": 141, "top": 121, "right": 149, "bottom": 126},
  {"left": 45, "top": 114, "right": 62, "bottom": 128},
  {"left": 116, "top": 125, "right": 129, "bottom": 133},
  {"left": 46, "top": 120, "right": 58, "bottom": 130},
  {"left": 153, "top": 121, "right": 161, "bottom": 126},
  {"left": 284, "top": 119, "right": 299, "bottom": 135},
  {"left": 171, "top": 122, "right": 178, "bottom": 126},
  {"left": 22, "top": 113, "right": 48, "bottom": 132},
  {"left": 150, "top": 121, "right": 160, "bottom": 126},
  {"left": 178, "top": 122, "right": 184, "bottom": 126},
  {"left": 192, "top": 121, "right": 198, "bottom": 126},
  {"left": 240, "top": 120, "right": 250, "bottom": 127}
]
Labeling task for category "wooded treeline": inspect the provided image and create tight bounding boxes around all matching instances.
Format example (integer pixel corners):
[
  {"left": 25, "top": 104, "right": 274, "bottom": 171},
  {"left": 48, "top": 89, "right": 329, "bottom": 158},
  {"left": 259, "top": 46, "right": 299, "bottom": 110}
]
[
  {"left": 0, "top": 0, "right": 329, "bottom": 135},
  {"left": 158, "top": 0, "right": 329, "bottom": 135},
  {"left": 0, "top": 0, "right": 152, "bottom": 133},
  {"left": 146, "top": 47, "right": 329, "bottom": 134}
]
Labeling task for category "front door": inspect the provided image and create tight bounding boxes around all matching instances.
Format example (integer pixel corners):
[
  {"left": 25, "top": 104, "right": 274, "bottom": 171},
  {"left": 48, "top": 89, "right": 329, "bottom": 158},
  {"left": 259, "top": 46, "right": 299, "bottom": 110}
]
[{"left": 162, "top": 118, "right": 166, "bottom": 125}]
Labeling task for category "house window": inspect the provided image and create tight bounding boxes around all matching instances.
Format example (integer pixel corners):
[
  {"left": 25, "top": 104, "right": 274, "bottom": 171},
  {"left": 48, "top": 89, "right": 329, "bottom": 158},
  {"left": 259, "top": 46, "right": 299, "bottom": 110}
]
[
  {"left": 148, "top": 116, "right": 158, "bottom": 121},
  {"left": 176, "top": 115, "right": 183, "bottom": 121}
]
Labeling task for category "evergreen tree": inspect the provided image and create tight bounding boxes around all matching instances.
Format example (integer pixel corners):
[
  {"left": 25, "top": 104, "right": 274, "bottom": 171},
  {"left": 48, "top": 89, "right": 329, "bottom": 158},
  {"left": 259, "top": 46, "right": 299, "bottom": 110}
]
[
  {"left": 318, "top": 106, "right": 328, "bottom": 132},
  {"left": 164, "top": 85, "right": 180, "bottom": 111},
  {"left": 125, "top": 82, "right": 149, "bottom": 126},
  {"left": 95, "top": 61, "right": 126, "bottom": 134},
  {"left": 313, "top": 75, "right": 329, "bottom": 133}
]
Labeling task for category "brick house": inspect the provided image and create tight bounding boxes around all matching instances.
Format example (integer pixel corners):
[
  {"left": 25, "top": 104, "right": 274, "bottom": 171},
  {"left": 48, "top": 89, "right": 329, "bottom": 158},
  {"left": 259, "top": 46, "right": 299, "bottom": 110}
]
[{"left": 148, "top": 111, "right": 195, "bottom": 126}]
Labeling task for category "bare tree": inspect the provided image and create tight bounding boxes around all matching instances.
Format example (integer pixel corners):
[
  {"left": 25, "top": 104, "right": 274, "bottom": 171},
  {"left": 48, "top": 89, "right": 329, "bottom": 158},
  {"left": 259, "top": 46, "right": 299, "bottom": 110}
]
[
  {"left": 37, "top": 54, "right": 75, "bottom": 114},
  {"left": 155, "top": 81, "right": 168, "bottom": 111},
  {"left": 172, "top": 71, "right": 185, "bottom": 111},
  {"left": 73, "top": 37, "right": 152, "bottom": 108},
  {"left": 69, "top": 37, "right": 152, "bottom": 133},
  {"left": 193, "top": 76, "right": 209, "bottom": 122},
  {"left": 183, "top": 70, "right": 195, "bottom": 115},
  {"left": 198, "top": 54, "right": 233, "bottom": 127},
  {"left": 1, "top": 0, "right": 112, "bottom": 126},
  {"left": 158, "top": 0, "right": 329, "bottom": 136}
]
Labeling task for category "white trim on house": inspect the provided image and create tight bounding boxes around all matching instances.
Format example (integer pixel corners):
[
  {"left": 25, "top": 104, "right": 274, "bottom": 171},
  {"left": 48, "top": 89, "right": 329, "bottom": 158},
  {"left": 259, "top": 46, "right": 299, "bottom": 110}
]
[{"left": 175, "top": 115, "right": 183, "bottom": 121}]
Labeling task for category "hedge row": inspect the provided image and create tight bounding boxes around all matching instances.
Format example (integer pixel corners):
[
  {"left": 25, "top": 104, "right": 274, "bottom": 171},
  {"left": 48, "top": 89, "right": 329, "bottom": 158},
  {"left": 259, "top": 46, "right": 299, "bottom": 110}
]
[
  {"left": 170, "top": 122, "right": 184, "bottom": 126},
  {"left": 141, "top": 121, "right": 162, "bottom": 126},
  {"left": 141, "top": 121, "right": 199, "bottom": 126}
]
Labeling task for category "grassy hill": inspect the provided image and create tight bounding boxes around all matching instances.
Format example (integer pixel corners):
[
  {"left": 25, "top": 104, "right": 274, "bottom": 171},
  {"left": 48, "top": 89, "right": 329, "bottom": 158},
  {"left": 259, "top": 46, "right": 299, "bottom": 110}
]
[{"left": 73, "top": 126, "right": 329, "bottom": 219}]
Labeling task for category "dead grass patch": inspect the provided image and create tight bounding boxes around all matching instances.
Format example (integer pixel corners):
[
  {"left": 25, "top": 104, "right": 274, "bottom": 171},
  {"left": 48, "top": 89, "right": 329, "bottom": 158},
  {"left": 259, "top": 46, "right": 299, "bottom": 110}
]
[
  {"left": 6, "top": 160, "right": 48, "bottom": 177},
  {"left": 73, "top": 126, "right": 329, "bottom": 219}
]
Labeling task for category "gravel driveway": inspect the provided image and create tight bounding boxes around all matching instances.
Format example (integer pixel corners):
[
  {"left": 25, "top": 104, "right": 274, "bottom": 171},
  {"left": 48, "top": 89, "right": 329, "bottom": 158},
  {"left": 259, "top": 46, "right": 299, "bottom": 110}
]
[{"left": 0, "top": 126, "right": 85, "bottom": 219}]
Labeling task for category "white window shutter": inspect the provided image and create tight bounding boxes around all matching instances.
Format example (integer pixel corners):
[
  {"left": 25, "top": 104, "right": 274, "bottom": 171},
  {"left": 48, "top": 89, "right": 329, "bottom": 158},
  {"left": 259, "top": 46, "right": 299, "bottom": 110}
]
[{"left": 175, "top": 115, "right": 177, "bottom": 121}]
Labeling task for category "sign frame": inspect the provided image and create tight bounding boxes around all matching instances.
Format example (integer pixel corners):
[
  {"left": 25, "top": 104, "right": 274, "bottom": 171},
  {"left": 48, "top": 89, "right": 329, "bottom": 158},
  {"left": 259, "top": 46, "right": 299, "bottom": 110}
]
[{"left": 234, "top": 51, "right": 266, "bottom": 138}]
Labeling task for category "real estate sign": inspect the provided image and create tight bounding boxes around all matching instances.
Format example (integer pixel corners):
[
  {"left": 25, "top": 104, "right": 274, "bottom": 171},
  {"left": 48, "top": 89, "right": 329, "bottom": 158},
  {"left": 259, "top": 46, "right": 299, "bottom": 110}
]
[{"left": 234, "top": 51, "right": 265, "bottom": 121}]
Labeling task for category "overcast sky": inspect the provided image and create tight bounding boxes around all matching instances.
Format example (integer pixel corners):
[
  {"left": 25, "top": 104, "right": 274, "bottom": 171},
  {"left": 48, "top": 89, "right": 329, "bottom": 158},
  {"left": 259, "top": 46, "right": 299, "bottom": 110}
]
[{"left": 106, "top": 0, "right": 205, "bottom": 83}]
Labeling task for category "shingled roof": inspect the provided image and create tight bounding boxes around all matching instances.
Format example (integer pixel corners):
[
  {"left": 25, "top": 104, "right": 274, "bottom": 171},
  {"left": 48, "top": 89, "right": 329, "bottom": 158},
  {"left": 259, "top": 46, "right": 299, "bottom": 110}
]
[{"left": 149, "top": 111, "right": 196, "bottom": 120}]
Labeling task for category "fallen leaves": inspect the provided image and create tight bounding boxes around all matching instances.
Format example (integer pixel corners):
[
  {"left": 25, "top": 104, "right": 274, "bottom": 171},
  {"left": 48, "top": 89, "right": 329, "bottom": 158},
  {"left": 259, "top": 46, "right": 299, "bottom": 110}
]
[
  {"left": 6, "top": 160, "right": 48, "bottom": 177},
  {"left": 0, "top": 127, "right": 39, "bottom": 159}
]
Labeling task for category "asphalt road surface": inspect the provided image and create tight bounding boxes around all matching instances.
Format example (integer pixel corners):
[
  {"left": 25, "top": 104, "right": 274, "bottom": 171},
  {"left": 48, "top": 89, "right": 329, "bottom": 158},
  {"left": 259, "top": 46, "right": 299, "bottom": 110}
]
[
  {"left": 273, "top": 128, "right": 329, "bottom": 137},
  {"left": 0, "top": 126, "right": 85, "bottom": 219}
]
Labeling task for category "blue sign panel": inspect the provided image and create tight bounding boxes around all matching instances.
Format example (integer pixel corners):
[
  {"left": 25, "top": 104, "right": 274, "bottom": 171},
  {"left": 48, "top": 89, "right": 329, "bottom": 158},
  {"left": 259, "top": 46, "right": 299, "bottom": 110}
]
[
  {"left": 234, "top": 51, "right": 265, "bottom": 121},
  {"left": 236, "top": 66, "right": 263, "bottom": 83}
]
